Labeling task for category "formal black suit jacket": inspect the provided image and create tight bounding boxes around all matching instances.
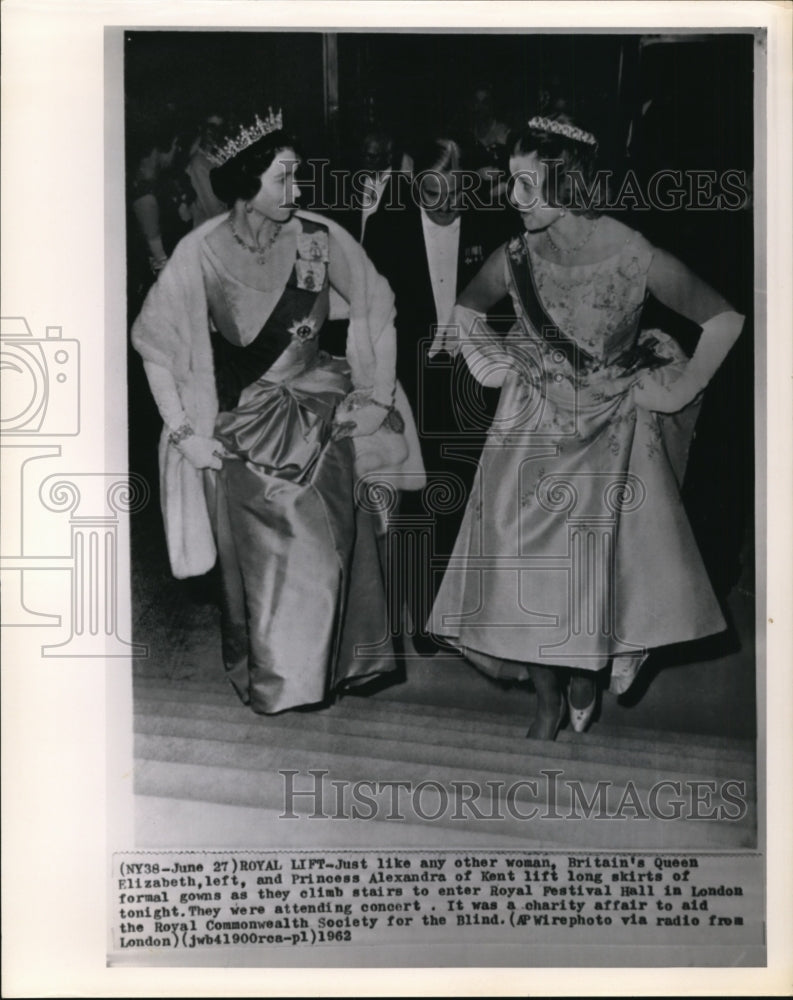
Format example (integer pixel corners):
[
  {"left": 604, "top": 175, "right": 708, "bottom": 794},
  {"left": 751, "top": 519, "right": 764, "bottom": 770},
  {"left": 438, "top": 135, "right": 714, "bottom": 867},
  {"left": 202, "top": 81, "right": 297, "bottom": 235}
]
[
  {"left": 364, "top": 202, "right": 516, "bottom": 598},
  {"left": 365, "top": 202, "right": 516, "bottom": 456},
  {"left": 333, "top": 171, "right": 409, "bottom": 252}
]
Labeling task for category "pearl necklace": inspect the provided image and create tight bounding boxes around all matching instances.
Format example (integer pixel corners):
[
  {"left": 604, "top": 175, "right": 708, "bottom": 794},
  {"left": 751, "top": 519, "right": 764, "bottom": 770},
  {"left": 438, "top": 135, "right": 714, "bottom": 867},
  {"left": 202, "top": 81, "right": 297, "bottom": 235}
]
[
  {"left": 228, "top": 215, "right": 283, "bottom": 264},
  {"left": 544, "top": 216, "right": 598, "bottom": 256}
]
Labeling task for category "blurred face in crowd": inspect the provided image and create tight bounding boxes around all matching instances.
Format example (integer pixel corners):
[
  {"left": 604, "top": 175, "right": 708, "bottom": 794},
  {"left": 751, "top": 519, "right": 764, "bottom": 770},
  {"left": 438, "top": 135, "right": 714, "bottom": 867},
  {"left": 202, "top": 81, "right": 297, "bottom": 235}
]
[
  {"left": 202, "top": 114, "right": 225, "bottom": 147},
  {"left": 415, "top": 140, "right": 463, "bottom": 225},
  {"left": 158, "top": 136, "right": 180, "bottom": 169},
  {"left": 471, "top": 87, "right": 494, "bottom": 123},
  {"left": 250, "top": 148, "right": 301, "bottom": 222},
  {"left": 361, "top": 134, "right": 393, "bottom": 176},
  {"left": 416, "top": 168, "right": 463, "bottom": 226}
]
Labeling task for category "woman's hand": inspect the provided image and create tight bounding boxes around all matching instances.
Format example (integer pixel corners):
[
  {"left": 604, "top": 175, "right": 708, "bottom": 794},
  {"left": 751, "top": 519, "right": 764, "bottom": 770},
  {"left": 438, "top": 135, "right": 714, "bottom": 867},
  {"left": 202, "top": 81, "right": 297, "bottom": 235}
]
[
  {"left": 331, "top": 402, "right": 386, "bottom": 440},
  {"left": 176, "top": 434, "right": 229, "bottom": 470}
]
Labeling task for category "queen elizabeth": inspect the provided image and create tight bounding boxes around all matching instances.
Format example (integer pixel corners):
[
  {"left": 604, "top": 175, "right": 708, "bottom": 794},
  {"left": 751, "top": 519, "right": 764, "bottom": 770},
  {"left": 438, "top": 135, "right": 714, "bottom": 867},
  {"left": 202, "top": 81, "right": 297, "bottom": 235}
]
[{"left": 131, "top": 109, "right": 424, "bottom": 714}]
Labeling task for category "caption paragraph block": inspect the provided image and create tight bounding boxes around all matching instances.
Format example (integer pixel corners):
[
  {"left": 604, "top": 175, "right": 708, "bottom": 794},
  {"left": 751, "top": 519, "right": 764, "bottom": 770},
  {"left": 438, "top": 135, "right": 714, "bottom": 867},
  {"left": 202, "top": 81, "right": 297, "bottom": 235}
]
[{"left": 110, "top": 849, "right": 763, "bottom": 957}]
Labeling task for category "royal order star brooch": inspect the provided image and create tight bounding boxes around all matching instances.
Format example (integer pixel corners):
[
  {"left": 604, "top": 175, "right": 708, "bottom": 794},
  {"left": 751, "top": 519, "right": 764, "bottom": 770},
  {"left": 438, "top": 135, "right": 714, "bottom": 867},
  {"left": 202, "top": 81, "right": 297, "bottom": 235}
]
[{"left": 288, "top": 317, "right": 318, "bottom": 342}]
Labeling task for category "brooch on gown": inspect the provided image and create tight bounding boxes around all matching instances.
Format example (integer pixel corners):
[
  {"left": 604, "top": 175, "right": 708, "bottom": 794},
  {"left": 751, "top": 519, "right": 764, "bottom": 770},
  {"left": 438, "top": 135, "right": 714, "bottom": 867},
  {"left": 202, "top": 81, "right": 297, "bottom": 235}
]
[
  {"left": 507, "top": 234, "right": 527, "bottom": 262},
  {"left": 297, "top": 230, "right": 329, "bottom": 262},
  {"left": 295, "top": 261, "right": 325, "bottom": 291},
  {"left": 288, "top": 317, "right": 319, "bottom": 342},
  {"left": 295, "top": 229, "right": 329, "bottom": 291}
]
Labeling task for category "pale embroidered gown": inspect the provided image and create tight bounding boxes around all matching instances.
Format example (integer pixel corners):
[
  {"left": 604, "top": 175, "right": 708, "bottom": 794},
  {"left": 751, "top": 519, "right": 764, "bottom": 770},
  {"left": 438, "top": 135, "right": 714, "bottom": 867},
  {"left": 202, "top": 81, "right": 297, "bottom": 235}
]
[{"left": 429, "top": 230, "right": 725, "bottom": 692}]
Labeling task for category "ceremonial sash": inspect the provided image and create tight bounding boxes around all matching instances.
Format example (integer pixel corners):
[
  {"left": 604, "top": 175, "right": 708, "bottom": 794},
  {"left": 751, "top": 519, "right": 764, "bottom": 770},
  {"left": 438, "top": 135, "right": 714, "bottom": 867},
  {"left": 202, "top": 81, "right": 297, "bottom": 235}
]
[{"left": 505, "top": 234, "right": 596, "bottom": 373}]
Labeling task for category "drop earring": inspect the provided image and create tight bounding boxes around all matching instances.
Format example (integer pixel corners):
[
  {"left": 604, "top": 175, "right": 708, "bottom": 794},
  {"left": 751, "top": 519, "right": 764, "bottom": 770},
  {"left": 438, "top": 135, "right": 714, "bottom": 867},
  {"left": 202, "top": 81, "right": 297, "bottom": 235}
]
[{"left": 245, "top": 202, "right": 254, "bottom": 214}]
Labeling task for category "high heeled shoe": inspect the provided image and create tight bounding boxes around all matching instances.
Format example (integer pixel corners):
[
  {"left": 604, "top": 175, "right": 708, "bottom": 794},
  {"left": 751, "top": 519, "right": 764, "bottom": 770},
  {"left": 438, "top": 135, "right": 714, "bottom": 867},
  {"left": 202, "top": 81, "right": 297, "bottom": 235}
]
[
  {"left": 526, "top": 697, "right": 567, "bottom": 741},
  {"left": 567, "top": 678, "right": 596, "bottom": 733}
]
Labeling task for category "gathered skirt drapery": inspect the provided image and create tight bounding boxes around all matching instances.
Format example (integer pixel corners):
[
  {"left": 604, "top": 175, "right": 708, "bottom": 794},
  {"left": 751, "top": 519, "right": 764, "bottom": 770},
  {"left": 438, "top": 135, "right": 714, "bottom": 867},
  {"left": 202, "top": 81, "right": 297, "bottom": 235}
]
[
  {"left": 204, "top": 354, "right": 394, "bottom": 714},
  {"left": 428, "top": 327, "right": 726, "bottom": 686}
]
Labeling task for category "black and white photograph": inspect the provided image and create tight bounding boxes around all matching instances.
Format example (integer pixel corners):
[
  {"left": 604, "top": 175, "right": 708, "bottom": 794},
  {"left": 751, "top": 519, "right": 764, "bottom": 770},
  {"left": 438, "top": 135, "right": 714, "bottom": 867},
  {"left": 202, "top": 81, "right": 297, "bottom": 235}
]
[
  {"left": 123, "top": 19, "right": 762, "bottom": 960},
  {"left": 2, "top": 1, "right": 792, "bottom": 995}
]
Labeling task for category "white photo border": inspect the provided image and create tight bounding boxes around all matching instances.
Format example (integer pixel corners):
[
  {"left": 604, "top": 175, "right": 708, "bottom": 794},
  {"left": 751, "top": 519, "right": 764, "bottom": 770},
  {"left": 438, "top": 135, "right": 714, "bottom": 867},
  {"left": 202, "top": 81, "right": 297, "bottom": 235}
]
[{"left": 1, "top": 1, "right": 791, "bottom": 996}]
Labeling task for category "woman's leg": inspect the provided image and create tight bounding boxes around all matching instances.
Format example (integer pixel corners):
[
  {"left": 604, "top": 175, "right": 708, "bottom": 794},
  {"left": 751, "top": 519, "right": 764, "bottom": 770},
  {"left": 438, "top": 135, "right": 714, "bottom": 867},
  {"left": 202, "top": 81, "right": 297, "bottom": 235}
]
[
  {"left": 568, "top": 667, "right": 597, "bottom": 733},
  {"left": 526, "top": 663, "right": 564, "bottom": 740},
  {"left": 568, "top": 668, "right": 596, "bottom": 709}
]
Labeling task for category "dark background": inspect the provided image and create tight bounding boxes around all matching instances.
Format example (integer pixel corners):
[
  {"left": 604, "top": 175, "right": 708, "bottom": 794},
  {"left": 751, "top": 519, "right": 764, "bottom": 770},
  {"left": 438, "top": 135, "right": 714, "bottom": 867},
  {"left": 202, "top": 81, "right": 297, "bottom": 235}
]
[{"left": 125, "top": 28, "right": 756, "bottom": 638}]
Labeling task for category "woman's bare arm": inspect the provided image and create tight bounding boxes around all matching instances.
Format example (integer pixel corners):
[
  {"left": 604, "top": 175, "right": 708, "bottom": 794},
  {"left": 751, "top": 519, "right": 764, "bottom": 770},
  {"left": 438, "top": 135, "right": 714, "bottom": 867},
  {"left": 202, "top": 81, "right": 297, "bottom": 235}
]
[
  {"left": 132, "top": 193, "right": 168, "bottom": 270},
  {"left": 647, "top": 248, "right": 733, "bottom": 324},
  {"left": 458, "top": 245, "right": 509, "bottom": 312}
]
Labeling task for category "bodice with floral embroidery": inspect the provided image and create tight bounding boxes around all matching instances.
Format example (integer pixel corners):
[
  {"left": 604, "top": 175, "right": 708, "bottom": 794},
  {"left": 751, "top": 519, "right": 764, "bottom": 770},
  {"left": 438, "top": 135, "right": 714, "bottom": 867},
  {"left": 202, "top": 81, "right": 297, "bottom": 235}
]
[{"left": 506, "top": 231, "right": 654, "bottom": 365}]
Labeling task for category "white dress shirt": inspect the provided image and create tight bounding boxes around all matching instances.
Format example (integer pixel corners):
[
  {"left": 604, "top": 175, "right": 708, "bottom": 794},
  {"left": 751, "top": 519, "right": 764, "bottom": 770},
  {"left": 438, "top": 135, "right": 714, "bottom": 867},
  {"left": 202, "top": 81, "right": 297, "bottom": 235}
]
[
  {"left": 360, "top": 168, "right": 393, "bottom": 241},
  {"left": 420, "top": 208, "right": 461, "bottom": 327}
]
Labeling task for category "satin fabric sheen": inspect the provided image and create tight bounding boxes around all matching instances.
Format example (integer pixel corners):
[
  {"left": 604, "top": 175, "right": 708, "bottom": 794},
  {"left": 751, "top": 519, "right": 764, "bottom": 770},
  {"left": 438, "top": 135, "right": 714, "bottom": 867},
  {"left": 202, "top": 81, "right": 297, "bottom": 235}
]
[
  {"left": 429, "top": 234, "right": 726, "bottom": 689},
  {"left": 202, "top": 219, "right": 395, "bottom": 713}
]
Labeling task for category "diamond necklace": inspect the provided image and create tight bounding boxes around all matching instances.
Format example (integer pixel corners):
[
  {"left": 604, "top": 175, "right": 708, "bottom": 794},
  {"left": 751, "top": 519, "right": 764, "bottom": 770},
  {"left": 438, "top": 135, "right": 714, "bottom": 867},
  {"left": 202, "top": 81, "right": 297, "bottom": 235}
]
[
  {"left": 228, "top": 215, "right": 283, "bottom": 264},
  {"left": 545, "top": 216, "right": 598, "bottom": 256}
]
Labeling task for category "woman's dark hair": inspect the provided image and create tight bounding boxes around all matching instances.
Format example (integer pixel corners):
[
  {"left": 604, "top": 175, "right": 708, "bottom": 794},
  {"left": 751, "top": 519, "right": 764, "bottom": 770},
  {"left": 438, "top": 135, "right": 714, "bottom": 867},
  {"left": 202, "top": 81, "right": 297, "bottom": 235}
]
[
  {"left": 509, "top": 111, "right": 606, "bottom": 216},
  {"left": 209, "top": 128, "right": 300, "bottom": 205}
]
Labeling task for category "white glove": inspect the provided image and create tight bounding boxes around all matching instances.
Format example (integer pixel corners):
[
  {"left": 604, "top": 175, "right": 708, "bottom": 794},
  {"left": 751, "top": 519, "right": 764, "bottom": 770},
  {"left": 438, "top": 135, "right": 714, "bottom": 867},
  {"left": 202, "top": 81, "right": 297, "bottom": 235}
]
[
  {"left": 428, "top": 303, "right": 491, "bottom": 359},
  {"left": 632, "top": 371, "right": 697, "bottom": 414},
  {"left": 633, "top": 311, "right": 744, "bottom": 414},
  {"left": 428, "top": 322, "right": 462, "bottom": 359},
  {"left": 177, "top": 434, "right": 229, "bottom": 471},
  {"left": 442, "top": 303, "right": 513, "bottom": 388}
]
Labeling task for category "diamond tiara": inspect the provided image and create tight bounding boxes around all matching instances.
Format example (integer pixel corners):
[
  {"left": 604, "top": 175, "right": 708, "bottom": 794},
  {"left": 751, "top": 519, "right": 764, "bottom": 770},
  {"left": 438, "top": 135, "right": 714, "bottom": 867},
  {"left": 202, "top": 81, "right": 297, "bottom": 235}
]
[
  {"left": 205, "top": 108, "right": 284, "bottom": 167},
  {"left": 527, "top": 116, "right": 597, "bottom": 147}
]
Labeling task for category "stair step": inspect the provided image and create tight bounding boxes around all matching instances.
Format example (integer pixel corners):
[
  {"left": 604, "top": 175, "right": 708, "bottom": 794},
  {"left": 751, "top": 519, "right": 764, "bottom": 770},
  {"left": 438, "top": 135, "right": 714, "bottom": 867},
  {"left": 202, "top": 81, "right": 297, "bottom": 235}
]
[
  {"left": 135, "top": 696, "right": 755, "bottom": 784},
  {"left": 133, "top": 675, "right": 756, "bottom": 851},
  {"left": 134, "top": 795, "right": 535, "bottom": 849},
  {"left": 134, "top": 676, "right": 756, "bottom": 762},
  {"left": 134, "top": 738, "right": 755, "bottom": 850},
  {"left": 135, "top": 759, "right": 551, "bottom": 848}
]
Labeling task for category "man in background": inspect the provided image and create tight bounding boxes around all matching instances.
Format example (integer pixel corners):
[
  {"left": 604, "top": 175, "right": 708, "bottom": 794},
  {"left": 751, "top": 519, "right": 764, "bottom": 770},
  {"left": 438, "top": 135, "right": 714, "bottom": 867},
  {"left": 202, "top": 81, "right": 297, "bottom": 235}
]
[{"left": 365, "top": 135, "right": 514, "bottom": 655}]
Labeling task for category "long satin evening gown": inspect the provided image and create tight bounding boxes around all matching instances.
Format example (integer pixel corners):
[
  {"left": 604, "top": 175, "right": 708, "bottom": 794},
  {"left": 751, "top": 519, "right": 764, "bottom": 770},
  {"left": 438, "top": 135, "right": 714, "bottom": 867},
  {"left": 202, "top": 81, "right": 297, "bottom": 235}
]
[
  {"left": 200, "top": 217, "right": 395, "bottom": 713},
  {"left": 429, "top": 230, "right": 726, "bottom": 692}
]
